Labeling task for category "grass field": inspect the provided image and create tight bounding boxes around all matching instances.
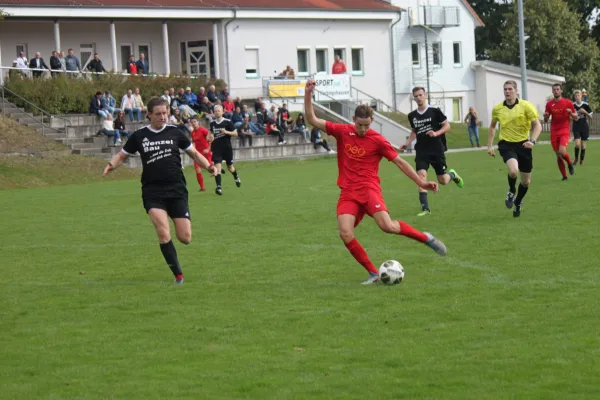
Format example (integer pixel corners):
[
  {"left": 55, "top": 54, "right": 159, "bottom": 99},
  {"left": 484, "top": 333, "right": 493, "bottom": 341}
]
[{"left": 1, "top": 143, "right": 600, "bottom": 399}]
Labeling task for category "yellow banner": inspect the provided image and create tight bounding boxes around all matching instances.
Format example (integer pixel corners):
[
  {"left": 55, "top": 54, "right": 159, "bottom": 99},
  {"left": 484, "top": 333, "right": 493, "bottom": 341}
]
[{"left": 267, "top": 80, "right": 306, "bottom": 98}]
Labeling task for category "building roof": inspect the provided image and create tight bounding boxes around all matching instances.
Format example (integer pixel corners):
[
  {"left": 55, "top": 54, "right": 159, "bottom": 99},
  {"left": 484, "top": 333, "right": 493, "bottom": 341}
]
[
  {"left": 0, "top": 0, "right": 401, "bottom": 11},
  {"left": 471, "top": 60, "right": 565, "bottom": 83},
  {"left": 460, "top": 0, "right": 484, "bottom": 27}
]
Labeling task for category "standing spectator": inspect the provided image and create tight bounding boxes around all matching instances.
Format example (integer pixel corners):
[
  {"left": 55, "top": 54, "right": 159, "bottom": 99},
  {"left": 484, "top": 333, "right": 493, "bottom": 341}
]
[
  {"left": 219, "top": 86, "right": 230, "bottom": 102},
  {"left": 121, "top": 90, "right": 142, "bottom": 121},
  {"left": 207, "top": 85, "right": 218, "bottom": 104},
  {"left": 127, "top": 55, "right": 138, "bottom": 75},
  {"left": 310, "top": 127, "right": 336, "bottom": 154},
  {"left": 463, "top": 106, "right": 480, "bottom": 148},
  {"left": 113, "top": 111, "right": 131, "bottom": 138},
  {"left": 136, "top": 53, "right": 149, "bottom": 75},
  {"left": 278, "top": 103, "right": 293, "bottom": 132},
  {"left": 279, "top": 65, "right": 295, "bottom": 79},
  {"left": 49, "top": 50, "right": 62, "bottom": 77},
  {"left": 102, "top": 90, "right": 120, "bottom": 117},
  {"left": 133, "top": 88, "right": 147, "bottom": 114},
  {"left": 59, "top": 51, "right": 66, "bottom": 72},
  {"left": 90, "top": 91, "right": 108, "bottom": 119},
  {"left": 28, "top": 52, "right": 49, "bottom": 78},
  {"left": 15, "top": 51, "right": 28, "bottom": 77},
  {"left": 292, "top": 113, "right": 310, "bottom": 142},
  {"left": 64, "top": 48, "right": 81, "bottom": 76},
  {"left": 582, "top": 89, "right": 590, "bottom": 103},
  {"left": 87, "top": 53, "right": 106, "bottom": 75},
  {"left": 222, "top": 96, "right": 235, "bottom": 119},
  {"left": 231, "top": 106, "right": 244, "bottom": 129},
  {"left": 331, "top": 54, "right": 347, "bottom": 74},
  {"left": 238, "top": 116, "right": 253, "bottom": 147}
]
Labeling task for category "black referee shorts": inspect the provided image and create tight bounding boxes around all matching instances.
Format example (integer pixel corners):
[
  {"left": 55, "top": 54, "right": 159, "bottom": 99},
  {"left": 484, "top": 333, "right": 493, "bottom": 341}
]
[
  {"left": 212, "top": 145, "right": 234, "bottom": 166},
  {"left": 573, "top": 127, "right": 590, "bottom": 141},
  {"left": 415, "top": 152, "right": 447, "bottom": 176},
  {"left": 143, "top": 192, "right": 191, "bottom": 219},
  {"left": 498, "top": 140, "right": 533, "bottom": 173}
]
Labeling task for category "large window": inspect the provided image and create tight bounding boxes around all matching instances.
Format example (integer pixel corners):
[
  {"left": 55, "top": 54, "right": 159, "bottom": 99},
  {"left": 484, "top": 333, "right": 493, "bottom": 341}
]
[
  {"left": 411, "top": 43, "right": 420, "bottom": 66},
  {"left": 245, "top": 47, "right": 259, "bottom": 78},
  {"left": 16, "top": 44, "right": 28, "bottom": 58},
  {"left": 432, "top": 42, "right": 442, "bottom": 66},
  {"left": 316, "top": 48, "right": 328, "bottom": 73},
  {"left": 453, "top": 42, "right": 462, "bottom": 66},
  {"left": 297, "top": 48, "right": 310, "bottom": 76},
  {"left": 334, "top": 47, "right": 346, "bottom": 62},
  {"left": 80, "top": 43, "right": 95, "bottom": 70},
  {"left": 121, "top": 43, "right": 133, "bottom": 71},
  {"left": 351, "top": 48, "right": 364, "bottom": 75}
]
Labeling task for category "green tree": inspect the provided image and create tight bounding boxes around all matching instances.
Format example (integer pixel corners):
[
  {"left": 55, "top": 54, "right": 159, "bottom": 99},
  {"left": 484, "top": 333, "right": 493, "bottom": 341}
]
[
  {"left": 469, "top": 0, "right": 512, "bottom": 60},
  {"left": 490, "top": 0, "right": 600, "bottom": 104}
]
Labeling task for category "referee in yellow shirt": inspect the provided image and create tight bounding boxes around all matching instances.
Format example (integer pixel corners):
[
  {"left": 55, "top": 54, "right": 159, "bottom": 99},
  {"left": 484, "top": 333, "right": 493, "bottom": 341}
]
[{"left": 488, "top": 80, "right": 542, "bottom": 218}]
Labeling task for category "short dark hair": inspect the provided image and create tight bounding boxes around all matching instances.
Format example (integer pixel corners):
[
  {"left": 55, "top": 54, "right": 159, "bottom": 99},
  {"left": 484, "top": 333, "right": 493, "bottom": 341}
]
[
  {"left": 354, "top": 104, "right": 374, "bottom": 119},
  {"left": 412, "top": 86, "right": 426, "bottom": 95},
  {"left": 147, "top": 97, "right": 170, "bottom": 113},
  {"left": 552, "top": 83, "right": 563, "bottom": 89},
  {"left": 95, "top": 91, "right": 102, "bottom": 96}
]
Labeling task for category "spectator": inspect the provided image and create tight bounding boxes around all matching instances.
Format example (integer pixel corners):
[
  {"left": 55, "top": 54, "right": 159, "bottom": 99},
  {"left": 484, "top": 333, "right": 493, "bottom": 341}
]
[
  {"left": 207, "top": 85, "right": 218, "bottom": 104},
  {"left": 266, "top": 111, "right": 286, "bottom": 145},
  {"left": 49, "top": 50, "right": 62, "bottom": 77},
  {"left": 292, "top": 113, "right": 310, "bottom": 142},
  {"left": 170, "top": 108, "right": 184, "bottom": 125},
  {"left": 87, "top": 53, "right": 106, "bottom": 74},
  {"left": 168, "top": 88, "right": 178, "bottom": 112},
  {"left": 126, "top": 55, "right": 138, "bottom": 75},
  {"left": 184, "top": 87, "right": 200, "bottom": 110},
  {"left": 176, "top": 88, "right": 197, "bottom": 116},
  {"left": 64, "top": 48, "right": 81, "bottom": 76},
  {"left": 241, "top": 104, "right": 261, "bottom": 134},
  {"left": 257, "top": 103, "right": 269, "bottom": 127},
  {"left": 582, "top": 89, "right": 589, "bottom": 103},
  {"left": 331, "top": 54, "right": 347, "bottom": 74},
  {"left": 97, "top": 113, "right": 123, "bottom": 146},
  {"left": 311, "top": 127, "right": 335, "bottom": 153},
  {"left": 197, "top": 86, "right": 207, "bottom": 104},
  {"left": 279, "top": 65, "right": 295, "bottom": 79},
  {"left": 267, "top": 104, "right": 277, "bottom": 120},
  {"left": 113, "top": 111, "right": 131, "bottom": 138},
  {"left": 463, "top": 106, "right": 480, "bottom": 148},
  {"left": 89, "top": 91, "right": 108, "bottom": 119},
  {"left": 278, "top": 103, "right": 293, "bottom": 132},
  {"left": 238, "top": 116, "right": 253, "bottom": 147},
  {"left": 102, "top": 90, "right": 120, "bottom": 117},
  {"left": 234, "top": 96, "right": 243, "bottom": 110},
  {"left": 28, "top": 52, "right": 49, "bottom": 78},
  {"left": 136, "top": 53, "right": 149, "bottom": 75},
  {"left": 181, "top": 109, "right": 192, "bottom": 124},
  {"left": 231, "top": 106, "right": 244, "bottom": 129},
  {"left": 161, "top": 89, "right": 172, "bottom": 105},
  {"left": 223, "top": 96, "right": 235, "bottom": 119},
  {"left": 199, "top": 97, "right": 214, "bottom": 121},
  {"left": 15, "top": 51, "right": 28, "bottom": 76},
  {"left": 254, "top": 96, "right": 263, "bottom": 114},
  {"left": 58, "top": 51, "right": 66, "bottom": 72},
  {"left": 133, "top": 88, "right": 147, "bottom": 113},
  {"left": 219, "top": 86, "right": 230, "bottom": 102},
  {"left": 121, "top": 90, "right": 142, "bottom": 121}
]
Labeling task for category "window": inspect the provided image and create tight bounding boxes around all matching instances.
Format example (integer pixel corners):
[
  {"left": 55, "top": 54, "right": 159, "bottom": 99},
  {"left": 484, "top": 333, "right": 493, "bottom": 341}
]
[
  {"left": 80, "top": 44, "right": 95, "bottom": 70},
  {"left": 334, "top": 48, "right": 346, "bottom": 62},
  {"left": 432, "top": 42, "right": 442, "bottom": 66},
  {"left": 316, "top": 48, "right": 328, "bottom": 73},
  {"left": 453, "top": 42, "right": 461, "bottom": 66},
  {"left": 245, "top": 48, "right": 259, "bottom": 78},
  {"left": 351, "top": 48, "right": 364, "bottom": 74},
  {"left": 297, "top": 49, "right": 310, "bottom": 75},
  {"left": 121, "top": 43, "right": 133, "bottom": 71},
  {"left": 138, "top": 44, "right": 151, "bottom": 72},
  {"left": 411, "top": 43, "right": 420, "bottom": 66},
  {"left": 452, "top": 98, "right": 461, "bottom": 122},
  {"left": 16, "top": 44, "right": 28, "bottom": 58}
]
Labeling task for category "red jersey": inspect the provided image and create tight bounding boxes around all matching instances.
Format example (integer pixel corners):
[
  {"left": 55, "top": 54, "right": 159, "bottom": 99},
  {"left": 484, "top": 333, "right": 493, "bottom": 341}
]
[
  {"left": 325, "top": 121, "right": 398, "bottom": 192},
  {"left": 191, "top": 126, "right": 210, "bottom": 151},
  {"left": 545, "top": 98, "right": 575, "bottom": 135}
]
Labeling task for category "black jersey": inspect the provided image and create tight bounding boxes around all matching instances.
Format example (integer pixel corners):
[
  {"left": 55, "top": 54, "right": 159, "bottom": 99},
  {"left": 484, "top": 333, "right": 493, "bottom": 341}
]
[
  {"left": 407, "top": 106, "right": 448, "bottom": 154},
  {"left": 210, "top": 118, "right": 235, "bottom": 149},
  {"left": 122, "top": 124, "right": 192, "bottom": 195},
  {"left": 573, "top": 102, "right": 593, "bottom": 132}
]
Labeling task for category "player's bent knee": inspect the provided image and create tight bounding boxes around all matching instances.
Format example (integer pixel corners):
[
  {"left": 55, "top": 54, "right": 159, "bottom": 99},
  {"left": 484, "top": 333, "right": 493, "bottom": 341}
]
[{"left": 339, "top": 230, "right": 354, "bottom": 243}]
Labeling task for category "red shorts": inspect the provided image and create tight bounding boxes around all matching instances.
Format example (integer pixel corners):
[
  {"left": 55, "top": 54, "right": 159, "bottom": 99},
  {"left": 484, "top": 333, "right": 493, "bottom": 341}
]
[
  {"left": 551, "top": 134, "right": 570, "bottom": 151},
  {"left": 194, "top": 151, "right": 212, "bottom": 169},
  {"left": 337, "top": 189, "right": 388, "bottom": 227}
]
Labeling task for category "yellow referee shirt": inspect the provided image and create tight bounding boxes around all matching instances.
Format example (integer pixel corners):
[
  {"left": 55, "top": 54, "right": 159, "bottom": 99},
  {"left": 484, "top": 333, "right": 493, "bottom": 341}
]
[{"left": 491, "top": 99, "right": 539, "bottom": 143}]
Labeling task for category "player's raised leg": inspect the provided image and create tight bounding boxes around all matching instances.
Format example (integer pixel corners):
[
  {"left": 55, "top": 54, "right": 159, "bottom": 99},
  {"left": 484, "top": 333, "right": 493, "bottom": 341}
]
[
  {"left": 149, "top": 208, "right": 184, "bottom": 284},
  {"left": 437, "top": 168, "right": 463, "bottom": 188},
  {"left": 227, "top": 162, "right": 241, "bottom": 188},
  {"left": 338, "top": 214, "right": 380, "bottom": 285}
]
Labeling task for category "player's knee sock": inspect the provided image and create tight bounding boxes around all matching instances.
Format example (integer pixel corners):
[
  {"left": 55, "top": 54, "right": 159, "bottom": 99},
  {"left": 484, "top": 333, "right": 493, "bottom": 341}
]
[
  {"left": 581, "top": 148, "right": 586, "bottom": 162},
  {"left": 419, "top": 192, "right": 429, "bottom": 211},
  {"left": 398, "top": 221, "right": 428, "bottom": 243},
  {"left": 231, "top": 169, "right": 239, "bottom": 180},
  {"left": 344, "top": 238, "right": 378, "bottom": 275},
  {"left": 574, "top": 147, "right": 580, "bottom": 162},
  {"left": 196, "top": 172, "right": 205, "bottom": 190},
  {"left": 215, "top": 174, "right": 222, "bottom": 187},
  {"left": 515, "top": 183, "right": 529, "bottom": 206},
  {"left": 508, "top": 175, "right": 517, "bottom": 194},
  {"left": 561, "top": 152, "right": 572, "bottom": 165},
  {"left": 160, "top": 240, "right": 183, "bottom": 277},
  {"left": 557, "top": 158, "right": 567, "bottom": 178}
]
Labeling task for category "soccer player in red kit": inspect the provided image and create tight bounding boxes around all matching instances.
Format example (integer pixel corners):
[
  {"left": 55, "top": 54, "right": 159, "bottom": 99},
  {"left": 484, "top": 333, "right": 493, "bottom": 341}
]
[
  {"left": 544, "top": 83, "right": 578, "bottom": 180},
  {"left": 190, "top": 117, "right": 213, "bottom": 191},
  {"left": 303, "top": 79, "right": 447, "bottom": 285}
]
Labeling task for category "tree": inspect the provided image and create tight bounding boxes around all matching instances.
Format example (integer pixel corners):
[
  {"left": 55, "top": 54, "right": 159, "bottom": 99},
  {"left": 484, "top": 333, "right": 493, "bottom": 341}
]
[
  {"left": 490, "top": 0, "right": 600, "bottom": 103},
  {"left": 469, "top": 0, "right": 512, "bottom": 60}
]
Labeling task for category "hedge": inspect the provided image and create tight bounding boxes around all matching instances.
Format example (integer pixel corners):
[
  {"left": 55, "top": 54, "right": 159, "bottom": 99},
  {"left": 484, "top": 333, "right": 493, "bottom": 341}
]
[{"left": 3, "top": 74, "right": 227, "bottom": 115}]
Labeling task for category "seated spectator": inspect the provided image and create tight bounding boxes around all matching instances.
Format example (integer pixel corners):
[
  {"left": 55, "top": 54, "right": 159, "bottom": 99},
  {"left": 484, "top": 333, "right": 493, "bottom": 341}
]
[
  {"left": 96, "top": 114, "right": 126, "bottom": 146},
  {"left": 175, "top": 87, "right": 197, "bottom": 117},
  {"left": 170, "top": 108, "right": 184, "bottom": 125},
  {"left": 102, "top": 90, "right": 120, "bottom": 117},
  {"left": 29, "top": 52, "right": 49, "bottom": 78},
  {"left": 257, "top": 103, "right": 269, "bottom": 127},
  {"left": 197, "top": 86, "right": 207, "bottom": 104},
  {"left": 266, "top": 111, "right": 286, "bottom": 145},
  {"left": 207, "top": 85, "right": 218, "bottom": 104},
  {"left": 268, "top": 104, "right": 277, "bottom": 120},
  {"left": 292, "top": 113, "right": 310, "bottom": 142},
  {"left": 238, "top": 116, "right": 253, "bottom": 147},
  {"left": 161, "top": 89, "right": 172, "bottom": 105},
  {"left": 254, "top": 97, "right": 263, "bottom": 114},
  {"left": 87, "top": 53, "right": 106, "bottom": 74},
  {"left": 121, "top": 89, "right": 142, "bottom": 121},
  {"left": 242, "top": 104, "right": 265, "bottom": 135},
  {"left": 181, "top": 109, "right": 192, "bottom": 124},
  {"left": 278, "top": 103, "right": 293, "bottom": 132},
  {"left": 199, "top": 97, "right": 214, "bottom": 121},
  {"left": 231, "top": 106, "right": 244, "bottom": 129},
  {"left": 311, "top": 127, "right": 336, "bottom": 154},
  {"left": 126, "top": 55, "right": 138, "bottom": 75},
  {"left": 113, "top": 111, "right": 131, "bottom": 138},
  {"left": 89, "top": 91, "right": 108, "bottom": 119},
  {"left": 219, "top": 85, "right": 230, "bottom": 102},
  {"left": 133, "top": 88, "right": 147, "bottom": 113},
  {"left": 222, "top": 96, "right": 235, "bottom": 119},
  {"left": 184, "top": 87, "right": 200, "bottom": 110},
  {"left": 234, "top": 96, "right": 243, "bottom": 110}
]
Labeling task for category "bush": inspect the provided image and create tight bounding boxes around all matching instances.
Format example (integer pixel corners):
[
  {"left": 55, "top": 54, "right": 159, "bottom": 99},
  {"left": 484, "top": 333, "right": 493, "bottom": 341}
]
[{"left": 3, "top": 74, "right": 228, "bottom": 115}]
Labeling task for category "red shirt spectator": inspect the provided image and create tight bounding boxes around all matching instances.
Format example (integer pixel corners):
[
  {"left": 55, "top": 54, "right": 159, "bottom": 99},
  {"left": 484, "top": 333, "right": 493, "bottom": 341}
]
[
  {"left": 332, "top": 55, "right": 347, "bottom": 74},
  {"left": 223, "top": 99, "right": 235, "bottom": 113}
]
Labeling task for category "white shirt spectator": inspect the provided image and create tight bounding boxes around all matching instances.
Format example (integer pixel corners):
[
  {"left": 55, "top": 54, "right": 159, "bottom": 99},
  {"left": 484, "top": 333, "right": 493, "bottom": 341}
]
[
  {"left": 15, "top": 56, "right": 28, "bottom": 70},
  {"left": 102, "top": 119, "right": 114, "bottom": 131},
  {"left": 121, "top": 94, "right": 135, "bottom": 110}
]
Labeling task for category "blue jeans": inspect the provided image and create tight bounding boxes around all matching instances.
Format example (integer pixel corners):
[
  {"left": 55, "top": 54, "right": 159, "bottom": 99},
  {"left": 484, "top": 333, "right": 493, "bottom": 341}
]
[
  {"left": 124, "top": 107, "right": 143, "bottom": 121},
  {"left": 97, "top": 110, "right": 108, "bottom": 119},
  {"left": 249, "top": 122, "right": 265, "bottom": 135},
  {"left": 468, "top": 125, "right": 480, "bottom": 146},
  {"left": 233, "top": 121, "right": 243, "bottom": 129},
  {"left": 103, "top": 128, "right": 121, "bottom": 144},
  {"left": 107, "top": 106, "right": 121, "bottom": 117}
]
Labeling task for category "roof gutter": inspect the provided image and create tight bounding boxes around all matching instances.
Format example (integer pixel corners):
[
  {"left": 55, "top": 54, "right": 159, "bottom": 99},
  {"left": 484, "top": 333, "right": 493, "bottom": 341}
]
[
  {"left": 389, "top": 11, "right": 402, "bottom": 110},
  {"left": 224, "top": 8, "right": 237, "bottom": 85}
]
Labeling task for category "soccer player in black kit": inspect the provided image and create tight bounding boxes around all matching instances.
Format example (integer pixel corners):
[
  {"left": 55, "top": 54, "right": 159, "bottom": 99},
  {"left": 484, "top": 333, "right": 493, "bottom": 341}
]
[
  {"left": 210, "top": 104, "right": 242, "bottom": 195},
  {"left": 400, "top": 87, "right": 464, "bottom": 216},
  {"left": 103, "top": 97, "right": 217, "bottom": 284}
]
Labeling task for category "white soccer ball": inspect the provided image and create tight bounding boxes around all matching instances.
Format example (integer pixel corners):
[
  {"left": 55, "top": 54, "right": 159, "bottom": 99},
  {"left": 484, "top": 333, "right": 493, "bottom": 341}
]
[{"left": 379, "top": 260, "right": 404, "bottom": 285}]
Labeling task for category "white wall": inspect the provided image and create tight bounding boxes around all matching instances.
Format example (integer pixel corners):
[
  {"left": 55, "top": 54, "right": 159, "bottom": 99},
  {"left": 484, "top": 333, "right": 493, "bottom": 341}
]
[{"left": 224, "top": 18, "right": 394, "bottom": 103}]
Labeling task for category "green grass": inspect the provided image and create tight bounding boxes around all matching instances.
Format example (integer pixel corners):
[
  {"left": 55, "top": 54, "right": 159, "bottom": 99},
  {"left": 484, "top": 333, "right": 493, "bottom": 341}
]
[{"left": 1, "top": 144, "right": 600, "bottom": 399}]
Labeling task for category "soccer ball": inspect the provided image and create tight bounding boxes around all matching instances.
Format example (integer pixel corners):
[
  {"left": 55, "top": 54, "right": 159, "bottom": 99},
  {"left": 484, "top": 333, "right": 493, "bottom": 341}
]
[{"left": 379, "top": 260, "right": 404, "bottom": 285}]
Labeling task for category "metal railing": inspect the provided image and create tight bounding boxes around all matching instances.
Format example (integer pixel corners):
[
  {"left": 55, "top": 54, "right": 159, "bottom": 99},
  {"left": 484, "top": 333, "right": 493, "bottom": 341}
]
[{"left": 1, "top": 86, "right": 72, "bottom": 136}]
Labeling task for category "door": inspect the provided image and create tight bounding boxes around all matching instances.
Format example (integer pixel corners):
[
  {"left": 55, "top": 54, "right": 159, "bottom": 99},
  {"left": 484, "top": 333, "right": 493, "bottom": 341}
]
[
  {"left": 452, "top": 98, "right": 461, "bottom": 122},
  {"left": 80, "top": 44, "right": 95, "bottom": 70},
  {"left": 186, "top": 41, "right": 210, "bottom": 77}
]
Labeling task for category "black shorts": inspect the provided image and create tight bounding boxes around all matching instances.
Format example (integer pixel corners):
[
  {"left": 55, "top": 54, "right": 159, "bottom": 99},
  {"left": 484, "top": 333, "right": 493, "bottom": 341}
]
[
  {"left": 142, "top": 192, "right": 190, "bottom": 219},
  {"left": 415, "top": 152, "right": 447, "bottom": 176},
  {"left": 212, "top": 145, "right": 234, "bottom": 165},
  {"left": 498, "top": 140, "right": 533, "bottom": 173},
  {"left": 573, "top": 128, "right": 589, "bottom": 141}
]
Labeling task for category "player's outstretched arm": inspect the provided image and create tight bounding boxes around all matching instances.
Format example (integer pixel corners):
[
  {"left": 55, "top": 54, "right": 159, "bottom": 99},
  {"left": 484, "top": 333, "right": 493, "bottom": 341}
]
[
  {"left": 391, "top": 155, "right": 438, "bottom": 192},
  {"left": 487, "top": 120, "right": 498, "bottom": 157},
  {"left": 304, "top": 79, "right": 327, "bottom": 132},
  {"left": 103, "top": 151, "right": 129, "bottom": 176},
  {"left": 186, "top": 147, "right": 217, "bottom": 176}
]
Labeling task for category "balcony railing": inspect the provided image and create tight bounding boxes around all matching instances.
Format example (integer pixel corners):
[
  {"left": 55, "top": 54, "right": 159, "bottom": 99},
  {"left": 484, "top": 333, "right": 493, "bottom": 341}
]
[{"left": 408, "top": 6, "right": 460, "bottom": 28}]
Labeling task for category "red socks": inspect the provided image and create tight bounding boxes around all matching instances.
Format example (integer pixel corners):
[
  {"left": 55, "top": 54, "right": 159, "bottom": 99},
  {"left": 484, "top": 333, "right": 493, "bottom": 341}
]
[
  {"left": 557, "top": 158, "right": 567, "bottom": 178},
  {"left": 196, "top": 172, "right": 205, "bottom": 190},
  {"left": 561, "top": 152, "right": 572, "bottom": 165},
  {"left": 398, "top": 221, "right": 428, "bottom": 243},
  {"left": 345, "top": 238, "right": 378, "bottom": 274}
]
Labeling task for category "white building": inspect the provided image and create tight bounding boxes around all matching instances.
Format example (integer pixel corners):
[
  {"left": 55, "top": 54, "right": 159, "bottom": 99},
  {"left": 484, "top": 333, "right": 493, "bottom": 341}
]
[
  {"left": 391, "top": 0, "right": 484, "bottom": 121},
  {"left": 0, "top": 0, "right": 402, "bottom": 105}
]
